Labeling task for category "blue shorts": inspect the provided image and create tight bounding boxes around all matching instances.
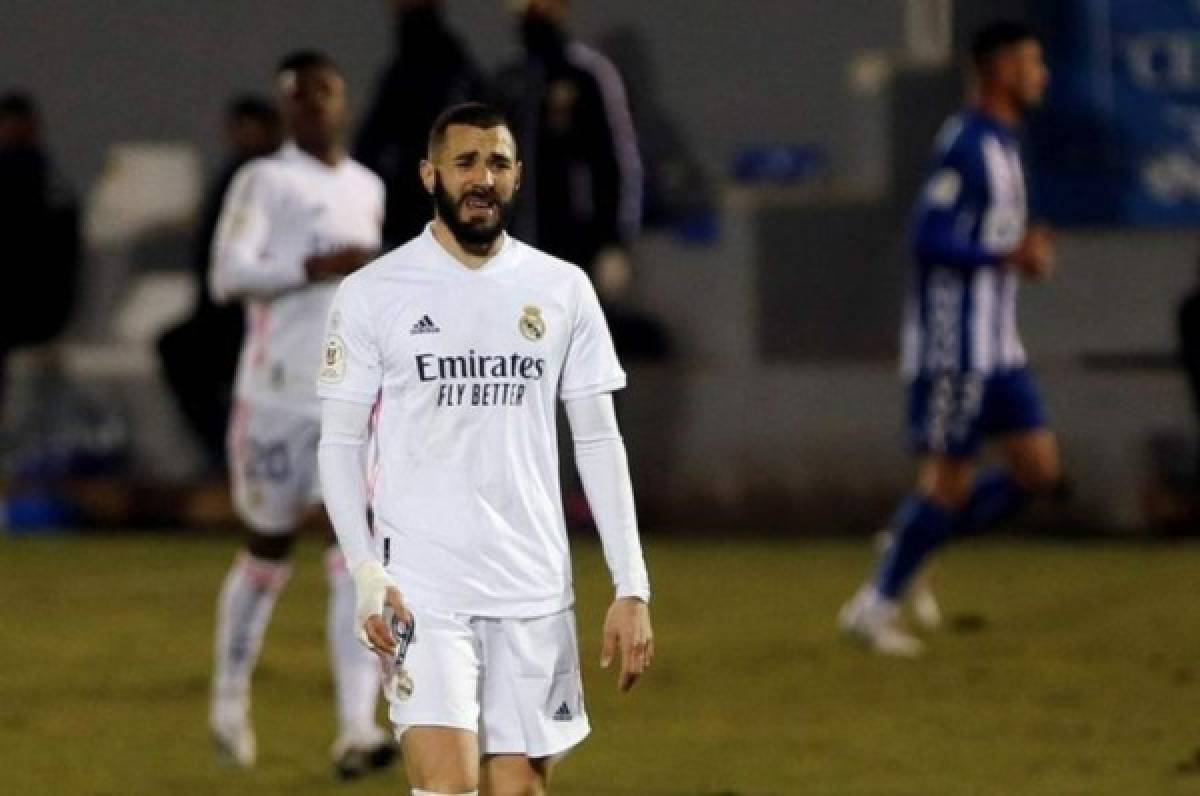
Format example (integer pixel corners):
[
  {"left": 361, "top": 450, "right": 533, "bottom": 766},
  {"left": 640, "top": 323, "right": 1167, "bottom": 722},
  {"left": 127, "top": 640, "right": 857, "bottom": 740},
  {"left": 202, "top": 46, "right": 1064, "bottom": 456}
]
[{"left": 907, "top": 368, "right": 1047, "bottom": 459}]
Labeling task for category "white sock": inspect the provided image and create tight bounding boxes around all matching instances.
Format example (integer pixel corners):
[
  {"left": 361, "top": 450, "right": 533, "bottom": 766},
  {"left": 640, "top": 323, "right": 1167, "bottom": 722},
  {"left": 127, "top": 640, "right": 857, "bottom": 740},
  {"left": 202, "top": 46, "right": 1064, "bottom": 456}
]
[
  {"left": 327, "top": 546, "right": 382, "bottom": 739},
  {"left": 212, "top": 551, "right": 291, "bottom": 707}
]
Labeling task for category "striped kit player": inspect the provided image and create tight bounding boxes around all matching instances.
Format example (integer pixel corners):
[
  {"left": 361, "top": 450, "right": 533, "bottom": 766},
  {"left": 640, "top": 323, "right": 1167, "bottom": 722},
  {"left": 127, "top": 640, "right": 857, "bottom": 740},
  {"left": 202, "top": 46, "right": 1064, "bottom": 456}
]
[{"left": 841, "top": 21, "right": 1065, "bottom": 658}]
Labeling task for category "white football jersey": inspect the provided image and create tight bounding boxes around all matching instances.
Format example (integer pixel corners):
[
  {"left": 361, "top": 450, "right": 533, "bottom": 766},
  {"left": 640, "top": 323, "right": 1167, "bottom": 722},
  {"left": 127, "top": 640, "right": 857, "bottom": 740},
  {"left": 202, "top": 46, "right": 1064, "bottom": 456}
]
[
  {"left": 211, "top": 142, "right": 384, "bottom": 415},
  {"left": 317, "top": 226, "right": 626, "bottom": 617}
]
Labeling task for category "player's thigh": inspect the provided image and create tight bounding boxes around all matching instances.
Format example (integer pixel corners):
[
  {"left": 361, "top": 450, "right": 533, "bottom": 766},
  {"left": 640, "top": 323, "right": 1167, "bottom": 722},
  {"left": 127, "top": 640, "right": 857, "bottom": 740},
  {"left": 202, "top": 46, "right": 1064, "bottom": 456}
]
[
  {"left": 402, "top": 726, "right": 480, "bottom": 794},
  {"left": 478, "top": 610, "right": 589, "bottom": 761},
  {"left": 481, "top": 754, "right": 552, "bottom": 796},
  {"left": 997, "top": 428, "right": 1060, "bottom": 490},
  {"left": 244, "top": 528, "right": 297, "bottom": 560},
  {"left": 388, "top": 606, "right": 483, "bottom": 787},
  {"left": 226, "top": 403, "right": 320, "bottom": 532},
  {"left": 908, "top": 372, "right": 987, "bottom": 469}
]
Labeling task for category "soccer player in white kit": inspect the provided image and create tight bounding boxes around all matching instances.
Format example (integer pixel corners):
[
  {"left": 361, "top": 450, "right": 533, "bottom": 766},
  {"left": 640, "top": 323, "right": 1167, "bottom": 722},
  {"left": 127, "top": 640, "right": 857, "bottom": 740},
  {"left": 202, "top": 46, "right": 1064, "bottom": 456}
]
[
  {"left": 317, "top": 103, "right": 655, "bottom": 796},
  {"left": 207, "top": 51, "right": 395, "bottom": 777}
]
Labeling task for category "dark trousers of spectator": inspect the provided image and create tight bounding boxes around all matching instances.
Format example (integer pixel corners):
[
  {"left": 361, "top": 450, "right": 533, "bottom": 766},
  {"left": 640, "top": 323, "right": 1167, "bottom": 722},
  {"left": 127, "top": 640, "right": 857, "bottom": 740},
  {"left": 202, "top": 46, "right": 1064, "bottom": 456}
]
[{"left": 157, "top": 308, "right": 241, "bottom": 473}]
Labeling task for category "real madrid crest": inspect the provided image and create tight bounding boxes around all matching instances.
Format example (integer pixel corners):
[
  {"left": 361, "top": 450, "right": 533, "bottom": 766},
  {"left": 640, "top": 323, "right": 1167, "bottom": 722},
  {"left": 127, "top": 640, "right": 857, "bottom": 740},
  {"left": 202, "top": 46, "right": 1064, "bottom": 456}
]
[{"left": 519, "top": 305, "right": 546, "bottom": 342}]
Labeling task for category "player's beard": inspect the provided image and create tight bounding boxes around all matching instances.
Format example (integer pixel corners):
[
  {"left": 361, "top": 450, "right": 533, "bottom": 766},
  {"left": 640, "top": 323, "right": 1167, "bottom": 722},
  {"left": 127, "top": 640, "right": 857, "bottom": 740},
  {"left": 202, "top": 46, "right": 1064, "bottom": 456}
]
[{"left": 433, "top": 173, "right": 514, "bottom": 254}]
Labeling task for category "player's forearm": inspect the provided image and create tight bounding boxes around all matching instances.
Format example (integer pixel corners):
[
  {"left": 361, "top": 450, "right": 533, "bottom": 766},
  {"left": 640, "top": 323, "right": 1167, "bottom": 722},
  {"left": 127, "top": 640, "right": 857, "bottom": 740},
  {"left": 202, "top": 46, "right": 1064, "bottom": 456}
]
[
  {"left": 566, "top": 394, "right": 651, "bottom": 602},
  {"left": 912, "top": 217, "right": 1005, "bottom": 270},
  {"left": 210, "top": 248, "right": 307, "bottom": 303},
  {"left": 317, "top": 398, "right": 377, "bottom": 574}
]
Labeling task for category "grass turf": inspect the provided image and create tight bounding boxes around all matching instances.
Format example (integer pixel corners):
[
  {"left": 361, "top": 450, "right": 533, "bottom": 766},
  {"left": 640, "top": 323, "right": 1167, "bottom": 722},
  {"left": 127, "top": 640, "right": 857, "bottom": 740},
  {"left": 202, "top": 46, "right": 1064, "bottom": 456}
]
[{"left": 2, "top": 533, "right": 1199, "bottom": 795}]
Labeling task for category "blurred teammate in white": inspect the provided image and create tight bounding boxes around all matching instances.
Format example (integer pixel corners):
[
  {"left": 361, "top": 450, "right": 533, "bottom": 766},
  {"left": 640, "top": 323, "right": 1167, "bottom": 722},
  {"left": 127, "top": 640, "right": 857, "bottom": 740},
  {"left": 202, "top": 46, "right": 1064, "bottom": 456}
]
[
  {"left": 207, "top": 50, "right": 394, "bottom": 777},
  {"left": 317, "top": 103, "right": 654, "bottom": 796}
]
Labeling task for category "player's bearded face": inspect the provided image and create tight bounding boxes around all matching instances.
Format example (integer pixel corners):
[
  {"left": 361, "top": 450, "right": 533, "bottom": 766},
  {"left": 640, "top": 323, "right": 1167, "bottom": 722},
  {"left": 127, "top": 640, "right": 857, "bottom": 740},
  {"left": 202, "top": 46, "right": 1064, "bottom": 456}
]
[{"left": 433, "top": 170, "right": 516, "bottom": 247}]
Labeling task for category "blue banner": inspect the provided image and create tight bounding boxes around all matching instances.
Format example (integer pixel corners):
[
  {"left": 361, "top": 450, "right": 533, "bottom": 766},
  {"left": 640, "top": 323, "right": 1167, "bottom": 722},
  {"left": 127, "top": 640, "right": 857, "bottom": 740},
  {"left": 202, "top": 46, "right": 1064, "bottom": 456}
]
[{"left": 1032, "top": 0, "right": 1200, "bottom": 224}]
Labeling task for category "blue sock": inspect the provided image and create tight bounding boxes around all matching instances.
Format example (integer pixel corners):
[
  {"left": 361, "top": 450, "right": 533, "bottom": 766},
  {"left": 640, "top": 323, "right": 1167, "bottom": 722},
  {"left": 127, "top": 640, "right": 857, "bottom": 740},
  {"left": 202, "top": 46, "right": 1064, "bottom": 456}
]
[
  {"left": 955, "top": 469, "right": 1027, "bottom": 537},
  {"left": 875, "top": 495, "right": 955, "bottom": 600}
]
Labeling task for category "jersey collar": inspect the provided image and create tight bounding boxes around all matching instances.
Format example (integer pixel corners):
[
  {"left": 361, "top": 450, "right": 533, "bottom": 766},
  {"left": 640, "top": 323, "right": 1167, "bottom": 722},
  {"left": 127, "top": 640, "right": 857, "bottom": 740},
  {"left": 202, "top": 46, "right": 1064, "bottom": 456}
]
[
  {"left": 421, "top": 222, "right": 518, "bottom": 276},
  {"left": 966, "top": 108, "right": 1019, "bottom": 142},
  {"left": 279, "top": 140, "right": 348, "bottom": 172}
]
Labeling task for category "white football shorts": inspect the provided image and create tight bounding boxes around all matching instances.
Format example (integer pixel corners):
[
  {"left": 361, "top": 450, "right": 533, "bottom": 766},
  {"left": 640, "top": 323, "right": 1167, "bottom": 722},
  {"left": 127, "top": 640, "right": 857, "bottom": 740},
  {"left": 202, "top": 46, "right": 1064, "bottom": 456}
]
[
  {"left": 226, "top": 401, "right": 322, "bottom": 533},
  {"left": 388, "top": 604, "right": 590, "bottom": 759}
]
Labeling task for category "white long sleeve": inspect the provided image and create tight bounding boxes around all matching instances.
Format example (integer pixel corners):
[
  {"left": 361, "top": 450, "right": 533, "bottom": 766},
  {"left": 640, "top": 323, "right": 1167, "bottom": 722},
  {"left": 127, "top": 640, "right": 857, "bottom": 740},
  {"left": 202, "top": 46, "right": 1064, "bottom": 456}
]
[
  {"left": 209, "top": 164, "right": 308, "bottom": 303},
  {"left": 565, "top": 392, "right": 650, "bottom": 602},
  {"left": 317, "top": 396, "right": 377, "bottom": 574}
]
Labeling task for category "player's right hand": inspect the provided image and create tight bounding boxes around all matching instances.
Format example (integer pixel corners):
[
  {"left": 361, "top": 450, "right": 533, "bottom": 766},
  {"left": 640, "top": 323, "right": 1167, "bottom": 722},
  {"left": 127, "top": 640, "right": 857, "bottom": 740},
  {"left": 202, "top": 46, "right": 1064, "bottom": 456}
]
[
  {"left": 1008, "top": 225, "right": 1055, "bottom": 280},
  {"left": 351, "top": 560, "right": 412, "bottom": 654},
  {"left": 304, "top": 245, "right": 377, "bottom": 281}
]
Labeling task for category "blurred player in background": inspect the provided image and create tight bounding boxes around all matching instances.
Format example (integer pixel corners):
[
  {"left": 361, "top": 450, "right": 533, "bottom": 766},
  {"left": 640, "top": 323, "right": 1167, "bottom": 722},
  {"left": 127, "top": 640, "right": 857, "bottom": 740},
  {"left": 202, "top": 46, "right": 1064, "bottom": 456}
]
[
  {"left": 317, "top": 103, "right": 653, "bottom": 795},
  {"left": 158, "top": 95, "right": 280, "bottom": 472},
  {"left": 207, "top": 51, "right": 393, "bottom": 777},
  {"left": 356, "top": 0, "right": 490, "bottom": 251},
  {"left": 839, "top": 21, "right": 1062, "bottom": 657}
]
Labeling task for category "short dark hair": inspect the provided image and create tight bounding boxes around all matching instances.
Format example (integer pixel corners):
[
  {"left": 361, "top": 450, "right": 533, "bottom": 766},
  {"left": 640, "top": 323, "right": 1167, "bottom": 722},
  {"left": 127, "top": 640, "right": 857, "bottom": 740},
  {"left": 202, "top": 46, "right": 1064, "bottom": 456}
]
[
  {"left": 0, "top": 90, "right": 37, "bottom": 121},
  {"left": 428, "top": 102, "right": 514, "bottom": 155},
  {"left": 276, "top": 49, "right": 340, "bottom": 77},
  {"left": 971, "top": 20, "right": 1038, "bottom": 69},
  {"left": 227, "top": 94, "right": 278, "bottom": 125}
]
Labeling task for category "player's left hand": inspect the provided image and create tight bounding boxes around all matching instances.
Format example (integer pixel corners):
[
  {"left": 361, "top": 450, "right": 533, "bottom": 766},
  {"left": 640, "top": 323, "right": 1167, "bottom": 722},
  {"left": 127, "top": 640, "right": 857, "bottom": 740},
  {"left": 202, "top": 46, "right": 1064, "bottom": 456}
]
[
  {"left": 593, "top": 246, "right": 634, "bottom": 303},
  {"left": 601, "top": 597, "right": 654, "bottom": 692}
]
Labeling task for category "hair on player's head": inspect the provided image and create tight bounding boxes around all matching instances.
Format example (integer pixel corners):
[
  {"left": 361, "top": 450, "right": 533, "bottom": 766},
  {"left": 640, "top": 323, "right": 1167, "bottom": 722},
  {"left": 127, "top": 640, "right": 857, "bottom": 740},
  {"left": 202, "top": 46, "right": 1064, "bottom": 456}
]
[
  {"left": 0, "top": 90, "right": 37, "bottom": 122},
  {"left": 971, "top": 20, "right": 1039, "bottom": 70},
  {"left": 428, "top": 102, "right": 514, "bottom": 156},
  {"left": 227, "top": 94, "right": 278, "bottom": 125},
  {"left": 276, "top": 49, "right": 340, "bottom": 78}
]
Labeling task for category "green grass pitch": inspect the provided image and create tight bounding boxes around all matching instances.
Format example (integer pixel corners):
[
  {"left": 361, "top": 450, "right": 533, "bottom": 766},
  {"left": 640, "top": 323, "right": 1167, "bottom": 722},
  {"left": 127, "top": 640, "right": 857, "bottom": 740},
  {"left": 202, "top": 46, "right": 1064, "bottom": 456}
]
[{"left": 2, "top": 533, "right": 1200, "bottom": 795}]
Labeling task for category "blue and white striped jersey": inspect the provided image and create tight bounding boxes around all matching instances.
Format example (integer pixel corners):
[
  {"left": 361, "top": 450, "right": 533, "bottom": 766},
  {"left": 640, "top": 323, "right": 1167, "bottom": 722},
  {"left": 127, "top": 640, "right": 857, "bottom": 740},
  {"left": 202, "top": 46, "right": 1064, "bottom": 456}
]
[{"left": 900, "top": 110, "right": 1028, "bottom": 377}]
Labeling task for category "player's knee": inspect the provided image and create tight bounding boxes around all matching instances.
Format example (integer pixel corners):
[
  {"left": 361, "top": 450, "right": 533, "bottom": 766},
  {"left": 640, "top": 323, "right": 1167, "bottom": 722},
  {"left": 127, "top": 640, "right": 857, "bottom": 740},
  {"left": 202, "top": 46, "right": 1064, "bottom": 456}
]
[
  {"left": 925, "top": 482, "right": 971, "bottom": 510},
  {"left": 920, "top": 467, "right": 974, "bottom": 510},
  {"left": 412, "top": 778, "right": 480, "bottom": 795},
  {"left": 245, "top": 531, "right": 297, "bottom": 561},
  {"left": 1013, "top": 459, "right": 1061, "bottom": 494},
  {"left": 485, "top": 779, "right": 545, "bottom": 796},
  {"left": 483, "top": 757, "right": 548, "bottom": 796}
]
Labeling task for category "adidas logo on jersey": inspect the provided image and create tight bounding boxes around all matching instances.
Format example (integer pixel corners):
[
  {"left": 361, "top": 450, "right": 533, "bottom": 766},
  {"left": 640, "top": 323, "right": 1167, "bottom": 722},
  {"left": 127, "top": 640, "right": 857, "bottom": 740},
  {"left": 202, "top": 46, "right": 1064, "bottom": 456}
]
[
  {"left": 410, "top": 315, "right": 440, "bottom": 334},
  {"left": 552, "top": 701, "right": 572, "bottom": 721}
]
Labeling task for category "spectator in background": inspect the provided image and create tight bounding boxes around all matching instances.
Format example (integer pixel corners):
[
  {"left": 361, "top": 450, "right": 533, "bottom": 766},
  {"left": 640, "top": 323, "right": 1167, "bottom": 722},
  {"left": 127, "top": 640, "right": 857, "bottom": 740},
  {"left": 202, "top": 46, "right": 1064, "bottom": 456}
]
[
  {"left": 597, "top": 26, "right": 714, "bottom": 237},
  {"left": 157, "top": 96, "right": 281, "bottom": 473},
  {"left": 356, "top": 0, "right": 489, "bottom": 249},
  {"left": 498, "top": 0, "right": 669, "bottom": 361},
  {"left": 0, "top": 92, "right": 80, "bottom": 396},
  {"left": 1178, "top": 260, "right": 1200, "bottom": 483}
]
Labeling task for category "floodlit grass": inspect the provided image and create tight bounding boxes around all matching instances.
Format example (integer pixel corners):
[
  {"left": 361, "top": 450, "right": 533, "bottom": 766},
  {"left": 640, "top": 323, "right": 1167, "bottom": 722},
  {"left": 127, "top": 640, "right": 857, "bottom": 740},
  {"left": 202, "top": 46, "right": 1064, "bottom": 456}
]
[{"left": 2, "top": 532, "right": 1199, "bottom": 795}]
